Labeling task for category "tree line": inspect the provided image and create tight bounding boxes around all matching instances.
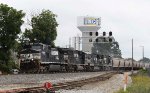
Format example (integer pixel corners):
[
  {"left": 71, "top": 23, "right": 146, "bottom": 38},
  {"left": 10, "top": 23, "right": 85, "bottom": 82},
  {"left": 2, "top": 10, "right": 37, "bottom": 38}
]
[{"left": 0, "top": 3, "right": 58, "bottom": 72}]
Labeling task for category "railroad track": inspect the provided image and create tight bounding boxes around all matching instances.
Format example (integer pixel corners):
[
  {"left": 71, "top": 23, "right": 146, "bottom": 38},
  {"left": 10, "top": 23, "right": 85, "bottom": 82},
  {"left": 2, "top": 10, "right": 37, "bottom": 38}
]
[{"left": 0, "top": 71, "right": 116, "bottom": 93}]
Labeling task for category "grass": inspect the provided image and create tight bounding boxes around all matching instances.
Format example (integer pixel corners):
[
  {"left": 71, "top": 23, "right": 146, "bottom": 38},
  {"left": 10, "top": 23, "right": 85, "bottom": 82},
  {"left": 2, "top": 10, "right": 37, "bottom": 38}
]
[{"left": 115, "top": 69, "right": 150, "bottom": 93}]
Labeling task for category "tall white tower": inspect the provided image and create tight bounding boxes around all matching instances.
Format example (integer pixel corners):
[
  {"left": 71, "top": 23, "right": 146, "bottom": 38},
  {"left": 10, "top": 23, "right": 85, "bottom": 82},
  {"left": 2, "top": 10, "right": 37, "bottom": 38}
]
[{"left": 77, "top": 16, "right": 101, "bottom": 54}]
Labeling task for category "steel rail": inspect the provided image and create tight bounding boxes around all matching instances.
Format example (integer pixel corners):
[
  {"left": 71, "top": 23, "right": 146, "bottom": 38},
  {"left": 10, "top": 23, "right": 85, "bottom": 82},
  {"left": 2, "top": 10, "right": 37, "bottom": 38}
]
[{"left": 0, "top": 71, "right": 116, "bottom": 93}]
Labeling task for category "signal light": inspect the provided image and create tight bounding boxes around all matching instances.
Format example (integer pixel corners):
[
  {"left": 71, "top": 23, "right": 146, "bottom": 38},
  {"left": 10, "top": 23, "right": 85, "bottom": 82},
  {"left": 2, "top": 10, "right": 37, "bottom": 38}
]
[
  {"left": 89, "top": 32, "right": 92, "bottom": 36},
  {"left": 109, "top": 38, "right": 112, "bottom": 42},
  {"left": 95, "top": 32, "right": 98, "bottom": 36},
  {"left": 96, "top": 38, "right": 98, "bottom": 42},
  {"left": 89, "top": 39, "right": 92, "bottom": 42},
  {"left": 103, "top": 32, "right": 106, "bottom": 36},
  {"left": 103, "top": 37, "right": 106, "bottom": 42},
  {"left": 109, "top": 31, "right": 112, "bottom": 36}
]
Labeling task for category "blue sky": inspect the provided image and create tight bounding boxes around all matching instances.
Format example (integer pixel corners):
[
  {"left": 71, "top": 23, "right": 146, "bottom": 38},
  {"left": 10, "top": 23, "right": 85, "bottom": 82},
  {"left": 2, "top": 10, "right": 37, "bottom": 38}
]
[{"left": 0, "top": 0, "right": 150, "bottom": 60}]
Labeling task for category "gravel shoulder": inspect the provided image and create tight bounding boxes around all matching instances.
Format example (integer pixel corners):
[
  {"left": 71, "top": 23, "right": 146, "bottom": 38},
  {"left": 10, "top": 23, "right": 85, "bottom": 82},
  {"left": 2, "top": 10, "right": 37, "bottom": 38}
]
[
  {"left": 0, "top": 72, "right": 107, "bottom": 90},
  {"left": 57, "top": 73, "right": 132, "bottom": 93}
]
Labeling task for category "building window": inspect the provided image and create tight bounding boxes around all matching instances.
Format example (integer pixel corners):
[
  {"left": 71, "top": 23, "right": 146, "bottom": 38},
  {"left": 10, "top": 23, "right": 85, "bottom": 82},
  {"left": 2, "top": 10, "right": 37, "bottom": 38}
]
[
  {"left": 89, "top": 32, "right": 92, "bottom": 36},
  {"left": 89, "top": 39, "right": 92, "bottom": 42}
]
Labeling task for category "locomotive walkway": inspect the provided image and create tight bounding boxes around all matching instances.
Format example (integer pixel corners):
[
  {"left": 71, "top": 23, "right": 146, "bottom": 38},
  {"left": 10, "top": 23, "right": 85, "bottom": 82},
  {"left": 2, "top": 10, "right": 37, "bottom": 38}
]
[{"left": 0, "top": 71, "right": 116, "bottom": 93}]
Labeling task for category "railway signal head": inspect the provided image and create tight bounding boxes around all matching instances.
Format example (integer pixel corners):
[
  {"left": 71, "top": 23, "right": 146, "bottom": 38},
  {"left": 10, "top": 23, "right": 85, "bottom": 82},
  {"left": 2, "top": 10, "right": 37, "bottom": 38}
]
[
  {"left": 96, "top": 32, "right": 98, "bottom": 36},
  {"left": 89, "top": 32, "right": 92, "bottom": 36},
  {"left": 109, "top": 31, "right": 112, "bottom": 36},
  {"left": 109, "top": 38, "right": 112, "bottom": 42},
  {"left": 103, "top": 32, "right": 106, "bottom": 36},
  {"left": 103, "top": 37, "right": 106, "bottom": 42}
]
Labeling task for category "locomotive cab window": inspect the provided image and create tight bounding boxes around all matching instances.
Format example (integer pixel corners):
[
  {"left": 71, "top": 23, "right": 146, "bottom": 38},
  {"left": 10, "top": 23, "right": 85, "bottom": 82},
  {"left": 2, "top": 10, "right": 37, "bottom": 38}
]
[
  {"left": 20, "top": 54, "right": 26, "bottom": 59},
  {"left": 64, "top": 55, "right": 69, "bottom": 62},
  {"left": 74, "top": 54, "right": 78, "bottom": 58},
  {"left": 33, "top": 53, "right": 41, "bottom": 59},
  {"left": 51, "top": 50, "right": 58, "bottom": 55},
  {"left": 32, "top": 46, "right": 41, "bottom": 50},
  {"left": 55, "top": 56, "right": 59, "bottom": 60},
  {"left": 64, "top": 55, "right": 69, "bottom": 58}
]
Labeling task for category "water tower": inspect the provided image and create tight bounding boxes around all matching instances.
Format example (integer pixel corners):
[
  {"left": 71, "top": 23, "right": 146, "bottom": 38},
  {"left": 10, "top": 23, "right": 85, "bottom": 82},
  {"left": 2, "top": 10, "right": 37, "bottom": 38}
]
[{"left": 77, "top": 16, "right": 101, "bottom": 53}]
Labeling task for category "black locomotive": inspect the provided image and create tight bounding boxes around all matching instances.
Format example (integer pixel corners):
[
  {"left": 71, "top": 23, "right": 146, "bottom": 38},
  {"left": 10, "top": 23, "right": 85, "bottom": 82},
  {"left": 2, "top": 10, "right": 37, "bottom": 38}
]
[
  {"left": 18, "top": 42, "right": 112, "bottom": 73},
  {"left": 19, "top": 41, "right": 148, "bottom": 73}
]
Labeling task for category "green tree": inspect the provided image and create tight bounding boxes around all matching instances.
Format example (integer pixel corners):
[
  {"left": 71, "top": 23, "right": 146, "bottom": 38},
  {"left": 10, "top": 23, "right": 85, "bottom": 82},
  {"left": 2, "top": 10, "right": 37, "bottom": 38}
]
[
  {"left": 23, "top": 10, "right": 58, "bottom": 47},
  {"left": 92, "top": 37, "right": 122, "bottom": 58},
  {"left": 139, "top": 57, "right": 150, "bottom": 63},
  {"left": 18, "top": 29, "right": 33, "bottom": 50},
  {"left": 0, "top": 4, "right": 25, "bottom": 65}
]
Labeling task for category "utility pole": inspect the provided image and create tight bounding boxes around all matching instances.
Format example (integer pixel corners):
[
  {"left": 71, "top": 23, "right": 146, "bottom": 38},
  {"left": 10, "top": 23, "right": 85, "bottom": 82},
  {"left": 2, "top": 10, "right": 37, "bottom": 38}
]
[
  {"left": 69, "top": 37, "right": 71, "bottom": 48},
  {"left": 140, "top": 46, "right": 144, "bottom": 69},
  {"left": 74, "top": 37, "right": 76, "bottom": 50},
  {"left": 140, "top": 46, "right": 144, "bottom": 62},
  {"left": 132, "top": 39, "right": 133, "bottom": 74},
  {"left": 142, "top": 46, "right": 144, "bottom": 61},
  {"left": 78, "top": 37, "right": 80, "bottom": 51}
]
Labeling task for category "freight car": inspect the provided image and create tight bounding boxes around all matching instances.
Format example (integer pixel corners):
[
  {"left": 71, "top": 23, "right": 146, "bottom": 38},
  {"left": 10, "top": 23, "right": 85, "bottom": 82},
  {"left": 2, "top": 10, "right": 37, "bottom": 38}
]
[{"left": 112, "top": 58, "right": 150, "bottom": 70}]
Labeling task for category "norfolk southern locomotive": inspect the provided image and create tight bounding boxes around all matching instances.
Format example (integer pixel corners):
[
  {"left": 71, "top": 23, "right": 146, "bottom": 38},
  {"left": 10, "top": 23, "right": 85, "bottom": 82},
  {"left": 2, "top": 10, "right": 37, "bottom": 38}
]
[
  {"left": 19, "top": 42, "right": 112, "bottom": 73},
  {"left": 19, "top": 42, "right": 149, "bottom": 73}
]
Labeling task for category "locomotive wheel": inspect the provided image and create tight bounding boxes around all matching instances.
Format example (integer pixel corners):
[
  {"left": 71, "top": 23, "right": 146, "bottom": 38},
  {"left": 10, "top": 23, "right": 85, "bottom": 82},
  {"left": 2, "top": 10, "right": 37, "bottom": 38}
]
[
  {"left": 60, "top": 65, "right": 66, "bottom": 72},
  {"left": 90, "top": 66, "right": 94, "bottom": 72},
  {"left": 83, "top": 66, "right": 86, "bottom": 72},
  {"left": 74, "top": 65, "right": 78, "bottom": 72},
  {"left": 65, "top": 65, "right": 70, "bottom": 72},
  {"left": 85, "top": 65, "right": 91, "bottom": 72},
  {"left": 65, "top": 64, "right": 74, "bottom": 72}
]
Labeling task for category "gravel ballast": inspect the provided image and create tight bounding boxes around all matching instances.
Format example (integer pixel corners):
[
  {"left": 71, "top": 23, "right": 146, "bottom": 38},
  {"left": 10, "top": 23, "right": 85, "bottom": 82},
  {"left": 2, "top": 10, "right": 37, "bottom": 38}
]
[
  {"left": 58, "top": 73, "right": 132, "bottom": 93},
  {"left": 0, "top": 72, "right": 107, "bottom": 90}
]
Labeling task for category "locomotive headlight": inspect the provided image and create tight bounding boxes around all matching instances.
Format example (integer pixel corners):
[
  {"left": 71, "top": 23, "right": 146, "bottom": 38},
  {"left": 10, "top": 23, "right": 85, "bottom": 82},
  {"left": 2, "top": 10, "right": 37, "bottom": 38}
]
[{"left": 31, "top": 59, "right": 34, "bottom": 61}]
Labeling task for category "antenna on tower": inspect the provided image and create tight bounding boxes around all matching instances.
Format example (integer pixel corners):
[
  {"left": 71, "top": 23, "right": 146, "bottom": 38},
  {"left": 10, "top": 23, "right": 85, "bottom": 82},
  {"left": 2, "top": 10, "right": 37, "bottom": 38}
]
[
  {"left": 74, "top": 37, "right": 76, "bottom": 50},
  {"left": 76, "top": 34, "right": 81, "bottom": 51},
  {"left": 78, "top": 37, "right": 80, "bottom": 51},
  {"left": 69, "top": 37, "right": 71, "bottom": 48}
]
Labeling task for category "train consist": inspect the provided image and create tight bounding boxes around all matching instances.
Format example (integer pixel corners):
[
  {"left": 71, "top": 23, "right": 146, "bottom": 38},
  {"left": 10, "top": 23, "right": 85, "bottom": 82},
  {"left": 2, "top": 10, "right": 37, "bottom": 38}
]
[{"left": 18, "top": 42, "right": 150, "bottom": 73}]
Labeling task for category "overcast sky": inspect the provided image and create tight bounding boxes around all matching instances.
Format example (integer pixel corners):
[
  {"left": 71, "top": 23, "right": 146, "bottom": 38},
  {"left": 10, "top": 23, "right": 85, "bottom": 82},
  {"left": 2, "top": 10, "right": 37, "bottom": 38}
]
[{"left": 0, "top": 0, "right": 150, "bottom": 60}]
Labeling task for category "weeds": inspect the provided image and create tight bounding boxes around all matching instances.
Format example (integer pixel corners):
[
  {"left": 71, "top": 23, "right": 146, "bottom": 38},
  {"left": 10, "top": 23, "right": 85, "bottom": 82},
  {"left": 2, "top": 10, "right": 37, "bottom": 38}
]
[{"left": 116, "top": 69, "right": 150, "bottom": 93}]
